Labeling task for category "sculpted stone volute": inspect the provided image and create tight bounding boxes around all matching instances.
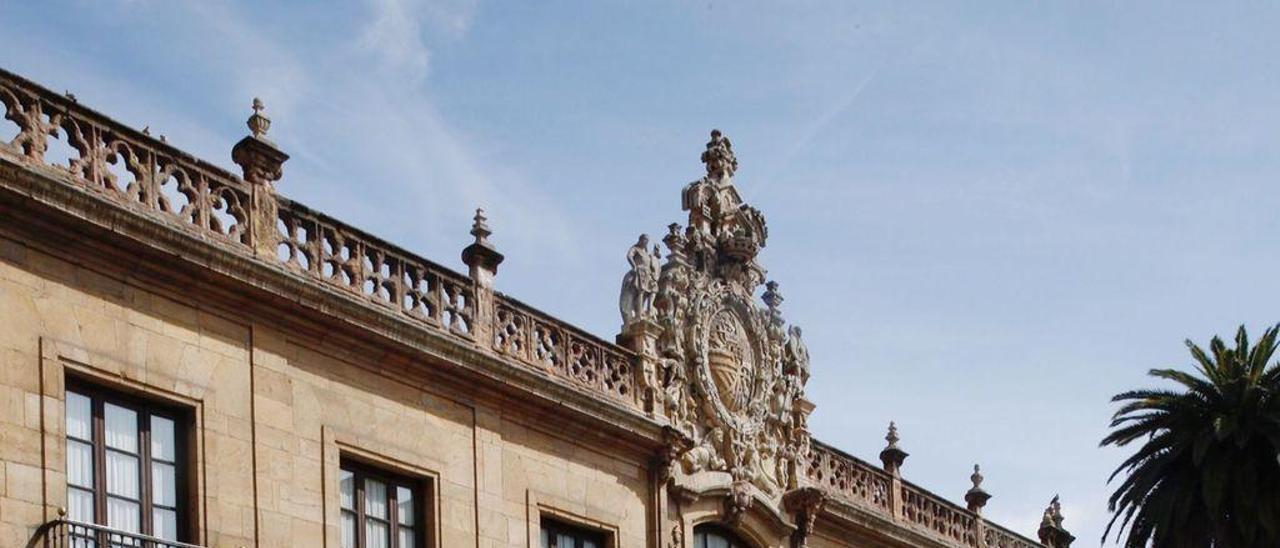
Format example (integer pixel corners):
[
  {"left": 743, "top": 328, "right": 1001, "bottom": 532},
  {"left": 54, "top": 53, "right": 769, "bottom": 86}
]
[{"left": 621, "top": 130, "right": 813, "bottom": 505}]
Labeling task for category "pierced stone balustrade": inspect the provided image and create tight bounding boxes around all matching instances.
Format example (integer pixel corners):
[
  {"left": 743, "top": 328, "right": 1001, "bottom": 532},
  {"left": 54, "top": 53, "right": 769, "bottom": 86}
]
[
  {"left": 0, "top": 66, "right": 638, "bottom": 413},
  {"left": 1, "top": 70, "right": 253, "bottom": 246},
  {"left": 493, "top": 298, "right": 636, "bottom": 405},
  {"left": 807, "top": 442, "right": 1043, "bottom": 547}
]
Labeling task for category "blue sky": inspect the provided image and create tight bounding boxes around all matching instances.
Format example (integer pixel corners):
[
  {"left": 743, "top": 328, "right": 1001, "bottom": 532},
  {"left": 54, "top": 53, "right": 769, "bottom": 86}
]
[{"left": 5, "top": 1, "right": 1280, "bottom": 543}]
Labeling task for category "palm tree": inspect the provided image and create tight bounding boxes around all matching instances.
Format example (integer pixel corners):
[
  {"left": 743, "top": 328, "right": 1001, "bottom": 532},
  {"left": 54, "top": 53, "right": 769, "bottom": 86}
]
[{"left": 1101, "top": 325, "right": 1280, "bottom": 547}]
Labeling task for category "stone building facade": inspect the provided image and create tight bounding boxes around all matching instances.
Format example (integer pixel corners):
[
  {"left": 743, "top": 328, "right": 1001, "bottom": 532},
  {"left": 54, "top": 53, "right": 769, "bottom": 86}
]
[{"left": 0, "top": 67, "right": 1074, "bottom": 548}]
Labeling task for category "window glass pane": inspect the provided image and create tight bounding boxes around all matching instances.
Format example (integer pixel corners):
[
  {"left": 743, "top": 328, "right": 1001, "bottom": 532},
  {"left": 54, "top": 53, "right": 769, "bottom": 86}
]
[
  {"left": 106, "top": 497, "right": 140, "bottom": 533},
  {"left": 65, "top": 391, "right": 91, "bottom": 440},
  {"left": 340, "top": 510, "right": 356, "bottom": 548},
  {"left": 366, "top": 519, "right": 389, "bottom": 548},
  {"left": 67, "top": 486, "right": 94, "bottom": 522},
  {"left": 151, "top": 415, "right": 175, "bottom": 461},
  {"left": 398, "top": 528, "right": 415, "bottom": 548},
  {"left": 153, "top": 508, "right": 177, "bottom": 540},
  {"left": 365, "top": 479, "right": 387, "bottom": 519},
  {"left": 105, "top": 451, "right": 139, "bottom": 498},
  {"left": 67, "top": 439, "right": 94, "bottom": 488},
  {"left": 585, "top": 540, "right": 599, "bottom": 548},
  {"left": 152, "top": 462, "right": 176, "bottom": 506},
  {"left": 541, "top": 528, "right": 549, "bottom": 548},
  {"left": 396, "top": 486, "right": 414, "bottom": 525},
  {"left": 556, "top": 533, "right": 574, "bottom": 548},
  {"left": 708, "top": 535, "right": 729, "bottom": 548},
  {"left": 339, "top": 469, "right": 354, "bottom": 510},
  {"left": 104, "top": 403, "right": 137, "bottom": 453}
]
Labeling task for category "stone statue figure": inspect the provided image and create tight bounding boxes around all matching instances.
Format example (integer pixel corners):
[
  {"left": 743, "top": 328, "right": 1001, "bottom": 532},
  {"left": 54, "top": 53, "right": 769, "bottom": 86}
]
[
  {"left": 701, "top": 129, "right": 737, "bottom": 180},
  {"left": 784, "top": 325, "right": 810, "bottom": 385},
  {"left": 650, "top": 244, "right": 662, "bottom": 289},
  {"left": 620, "top": 234, "right": 659, "bottom": 324},
  {"left": 681, "top": 427, "right": 726, "bottom": 474}
]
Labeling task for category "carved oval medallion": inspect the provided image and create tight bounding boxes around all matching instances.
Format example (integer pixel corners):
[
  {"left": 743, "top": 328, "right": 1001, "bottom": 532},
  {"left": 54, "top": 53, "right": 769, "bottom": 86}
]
[{"left": 707, "top": 308, "right": 755, "bottom": 415}]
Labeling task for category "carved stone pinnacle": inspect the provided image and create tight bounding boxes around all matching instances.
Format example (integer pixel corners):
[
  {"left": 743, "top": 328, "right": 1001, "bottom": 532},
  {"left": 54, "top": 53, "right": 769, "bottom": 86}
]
[
  {"left": 462, "top": 207, "right": 504, "bottom": 283},
  {"left": 879, "top": 421, "right": 908, "bottom": 475},
  {"left": 471, "top": 208, "right": 492, "bottom": 246},
  {"left": 965, "top": 464, "right": 991, "bottom": 513}
]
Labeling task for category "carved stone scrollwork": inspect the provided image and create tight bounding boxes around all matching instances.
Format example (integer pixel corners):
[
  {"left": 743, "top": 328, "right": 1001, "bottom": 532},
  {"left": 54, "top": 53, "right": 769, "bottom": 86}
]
[
  {"left": 622, "top": 130, "right": 813, "bottom": 504},
  {"left": 0, "top": 85, "right": 63, "bottom": 162},
  {"left": 783, "top": 487, "right": 827, "bottom": 548}
]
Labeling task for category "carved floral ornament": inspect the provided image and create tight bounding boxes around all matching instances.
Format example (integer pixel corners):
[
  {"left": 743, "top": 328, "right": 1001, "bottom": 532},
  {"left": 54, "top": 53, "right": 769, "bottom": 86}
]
[{"left": 619, "top": 130, "right": 812, "bottom": 503}]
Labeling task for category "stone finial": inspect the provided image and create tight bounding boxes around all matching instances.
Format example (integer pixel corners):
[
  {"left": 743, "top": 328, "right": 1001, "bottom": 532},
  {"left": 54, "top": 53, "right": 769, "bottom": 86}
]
[
  {"left": 232, "top": 97, "right": 288, "bottom": 186},
  {"left": 701, "top": 129, "right": 738, "bottom": 180},
  {"left": 879, "top": 421, "right": 909, "bottom": 475},
  {"left": 461, "top": 208, "right": 504, "bottom": 286},
  {"left": 248, "top": 97, "right": 272, "bottom": 141},
  {"left": 1037, "top": 495, "right": 1075, "bottom": 547},
  {"left": 964, "top": 464, "right": 991, "bottom": 513}
]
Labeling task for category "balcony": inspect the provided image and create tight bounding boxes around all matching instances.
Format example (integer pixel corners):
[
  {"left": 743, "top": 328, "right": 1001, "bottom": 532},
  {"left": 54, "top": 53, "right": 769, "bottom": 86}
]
[{"left": 33, "top": 519, "right": 203, "bottom": 548}]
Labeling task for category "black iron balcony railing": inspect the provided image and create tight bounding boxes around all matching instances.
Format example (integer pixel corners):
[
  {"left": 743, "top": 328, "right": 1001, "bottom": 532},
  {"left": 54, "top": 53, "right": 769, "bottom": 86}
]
[{"left": 35, "top": 519, "right": 204, "bottom": 548}]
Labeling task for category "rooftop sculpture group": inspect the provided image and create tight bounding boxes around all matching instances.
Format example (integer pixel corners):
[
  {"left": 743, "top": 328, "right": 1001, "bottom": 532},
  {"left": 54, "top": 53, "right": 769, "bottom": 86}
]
[{"left": 618, "top": 129, "right": 812, "bottom": 505}]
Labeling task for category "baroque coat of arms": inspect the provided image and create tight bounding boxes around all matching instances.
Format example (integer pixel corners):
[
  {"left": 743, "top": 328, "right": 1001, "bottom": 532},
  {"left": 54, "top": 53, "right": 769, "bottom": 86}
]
[{"left": 619, "top": 130, "right": 812, "bottom": 500}]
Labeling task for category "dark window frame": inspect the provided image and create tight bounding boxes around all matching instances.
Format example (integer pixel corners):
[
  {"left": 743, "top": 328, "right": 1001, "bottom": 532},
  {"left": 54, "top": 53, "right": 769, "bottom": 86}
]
[
  {"left": 540, "top": 517, "right": 608, "bottom": 548},
  {"left": 339, "top": 458, "right": 428, "bottom": 548},
  {"left": 64, "top": 377, "right": 192, "bottom": 543},
  {"left": 693, "top": 523, "right": 752, "bottom": 548}
]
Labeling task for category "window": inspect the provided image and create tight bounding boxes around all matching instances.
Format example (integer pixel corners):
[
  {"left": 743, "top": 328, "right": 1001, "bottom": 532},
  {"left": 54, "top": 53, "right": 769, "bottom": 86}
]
[
  {"left": 693, "top": 524, "right": 751, "bottom": 548},
  {"left": 540, "top": 518, "right": 605, "bottom": 548},
  {"left": 64, "top": 381, "right": 188, "bottom": 542},
  {"left": 339, "top": 460, "right": 424, "bottom": 548}
]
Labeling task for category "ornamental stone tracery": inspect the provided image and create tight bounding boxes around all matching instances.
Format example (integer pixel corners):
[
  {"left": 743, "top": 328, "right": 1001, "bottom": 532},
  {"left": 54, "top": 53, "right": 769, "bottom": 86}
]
[{"left": 618, "top": 129, "right": 813, "bottom": 507}]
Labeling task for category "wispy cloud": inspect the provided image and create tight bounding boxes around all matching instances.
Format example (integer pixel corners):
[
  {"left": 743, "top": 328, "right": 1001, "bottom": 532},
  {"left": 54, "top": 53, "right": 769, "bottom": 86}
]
[
  {"left": 359, "top": 0, "right": 433, "bottom": 82},
  {"left": 14, "top": 0, "right": 578, "bottom": 274}
]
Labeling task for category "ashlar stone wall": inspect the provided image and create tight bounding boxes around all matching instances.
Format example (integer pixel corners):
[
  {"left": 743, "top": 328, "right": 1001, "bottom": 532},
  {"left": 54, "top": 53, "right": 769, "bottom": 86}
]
[{"left": 0, "top": 233, "right": 651, "bottom": 548}]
